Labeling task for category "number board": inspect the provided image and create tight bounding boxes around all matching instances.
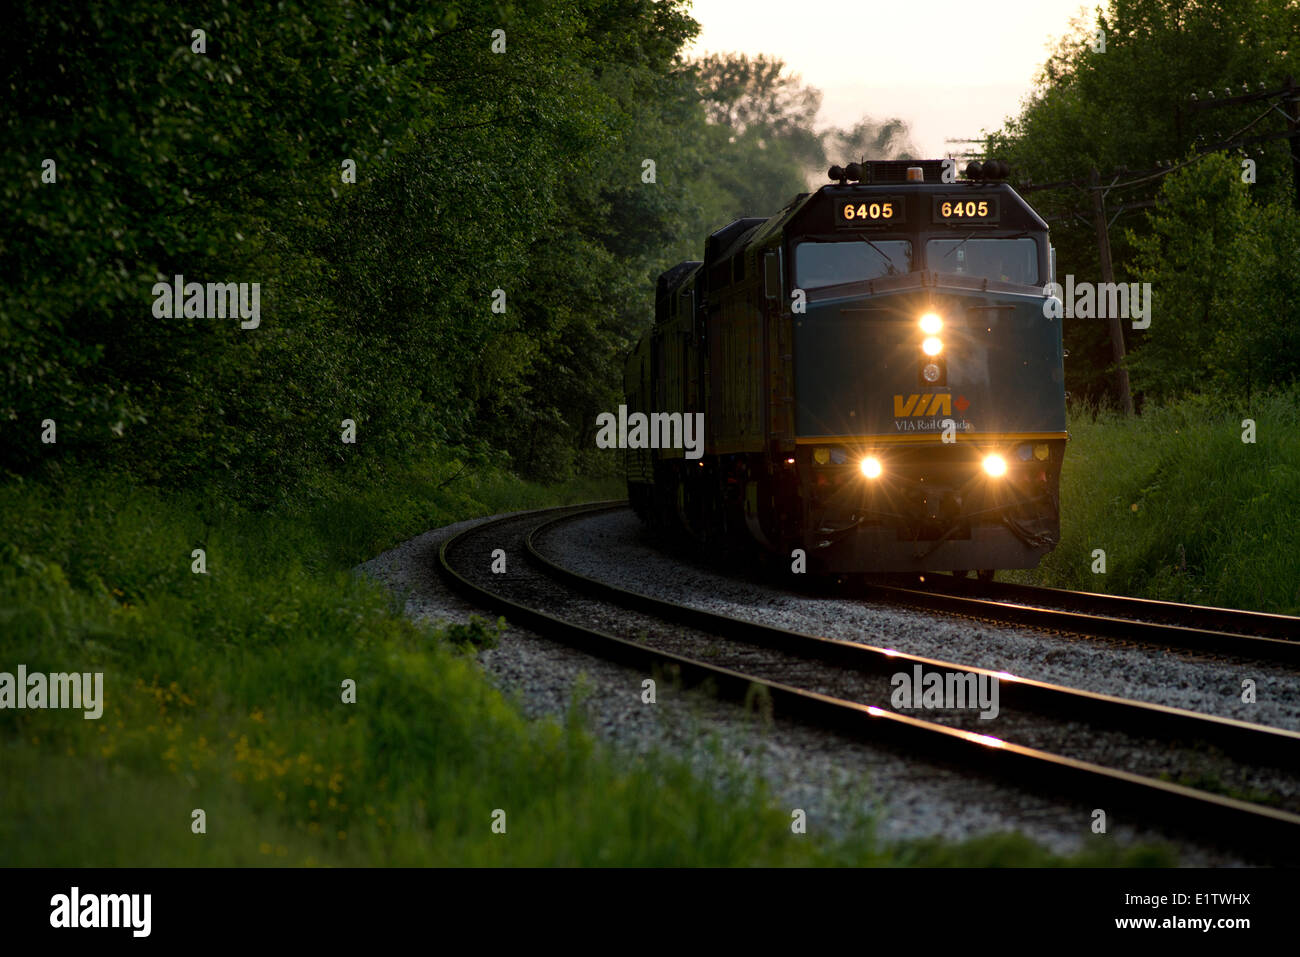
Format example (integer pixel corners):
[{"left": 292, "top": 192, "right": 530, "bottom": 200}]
[
  {"left": 835, "top": 196, "right": 906, "bottom": 227},
  {"left": 932, "top": 195, "right": 999, "bottom": 224}
]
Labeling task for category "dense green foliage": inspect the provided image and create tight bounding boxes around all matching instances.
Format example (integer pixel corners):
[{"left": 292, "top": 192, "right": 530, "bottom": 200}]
[
  {"left": 2, "top": 2, "right": 911, "bottom": 495},
  {"left": 4, "top": 0, "right": 697, "bottom": 492},
  {"left": 986, "top": 0, "right": 1300, "bottom": 405},
  {"left": 1127, "top": 154, "right": 1300, "bottom": 398}
]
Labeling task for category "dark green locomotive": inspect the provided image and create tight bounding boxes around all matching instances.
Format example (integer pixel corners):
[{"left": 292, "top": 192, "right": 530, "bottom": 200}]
[{"left": 624, "top": 159, "right": 1066, "bottom": 576}]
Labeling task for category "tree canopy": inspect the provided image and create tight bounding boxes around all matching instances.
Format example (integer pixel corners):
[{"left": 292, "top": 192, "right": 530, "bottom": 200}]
[
  {"left": 4, "top": 2, "right": 919, "bottom": 493},
  {"left": 986, "top": 0, "right": 1300, "bottom": 406}
]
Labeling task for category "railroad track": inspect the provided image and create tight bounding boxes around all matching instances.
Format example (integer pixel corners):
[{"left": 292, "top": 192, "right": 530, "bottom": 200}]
[
  {"left": 607, "top": 505, "right": 1299, "bottom": 663},
  {"left": 439, "top": 502, "right": 1300, "bottom": 862},
  {"left": 627, "top": 513, "right": 1299, "bottom": 663},
  {"left": 853, "top": 575, "right": 1300, "bottom": 664},
  {"left": 902, "top": 576, "right": 1299, "bottom": 641}
]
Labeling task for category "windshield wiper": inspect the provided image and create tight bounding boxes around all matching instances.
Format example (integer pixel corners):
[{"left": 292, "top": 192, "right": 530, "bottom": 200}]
[
  {"left": 942, "top": 229, "right": 1029, "bottom": 262},
  {"left": 942, "top": 231, "right": 977, "bottom": 261},
  {"left": 854, "top": 233, "right": 900, "bottom": 275}
]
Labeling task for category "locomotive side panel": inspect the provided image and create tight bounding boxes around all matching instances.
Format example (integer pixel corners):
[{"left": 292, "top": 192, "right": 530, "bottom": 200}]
[
  {"left": 659, "top": 286, "right": 689, "bottom": 461},
  {"left": 707, "top": 260, "right": 765, "bottom": 454},
  {"left": 623, "top": 332, "right": 654, "bottom": 514},
  {"left": 761, "top": 245, "right": 795, "bottom": 452}
]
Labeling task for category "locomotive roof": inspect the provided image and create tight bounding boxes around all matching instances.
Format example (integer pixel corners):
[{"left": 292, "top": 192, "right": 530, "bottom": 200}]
[
  {"left": 664, "top": 162, "right": 1046, "bottom": 294},
  {"left": 704, "top": 217, "right": 767, "bottom": 266},
  {"left": 754, "top": 178, "right": 1047, "bottom": 257}
]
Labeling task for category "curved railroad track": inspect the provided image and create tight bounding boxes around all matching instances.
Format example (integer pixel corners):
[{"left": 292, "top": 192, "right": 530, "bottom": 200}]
[
  {"left": 439, "top": 502, "right": 1300, "bottom": 863},
  {"left": 900, "top": 576, "right": 1298, "bottom": 640},
  {"left": 624, "top": 506, "right": 1299, "bottom": 663},
  {"left": 852, "top": 576, "right": 1299, "bottom": 664}
]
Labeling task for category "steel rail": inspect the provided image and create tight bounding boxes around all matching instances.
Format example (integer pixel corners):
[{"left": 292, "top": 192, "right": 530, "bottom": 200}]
[
  {"left": 583, "top": 507, "right": 1299, "bottom": 660},
  {"left": 437, "top": 504, "right": 1300, "bottom": 862},
  {"left": 855, "top": 580, "right": 1300, "bottom": 665},
  {"left": 526, "top": 507, "right": 1300, "bottom": 769},
  {"left": 897, "top": 575, "right": 1300, "bottom": 641}
]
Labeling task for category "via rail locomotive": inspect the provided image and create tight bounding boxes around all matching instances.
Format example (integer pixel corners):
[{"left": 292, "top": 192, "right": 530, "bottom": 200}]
[{"left": 623, "top": 159, "right": 1066, "bottom": 578}]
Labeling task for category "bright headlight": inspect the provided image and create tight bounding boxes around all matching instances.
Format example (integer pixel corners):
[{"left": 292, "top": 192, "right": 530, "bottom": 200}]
[
  {"left": 922, "top": 337, "right": 943, "bottom": 356},
  {"left": 983, "top": 454, "right": 1007, "bottom": 477},
  {"left": 919, "top": 313, "right": 943, "bottom": 335},
  {"left": 860, "top": 456, "right": 883, "bottom": 479}
]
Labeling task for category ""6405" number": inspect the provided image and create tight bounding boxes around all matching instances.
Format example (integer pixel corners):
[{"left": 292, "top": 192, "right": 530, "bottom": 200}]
[
  {"left": 940, "top": 200, "right": 990, "bottom": 218},
  {"left": 843, "top": 201, "right": 894, "bottom": 220}
]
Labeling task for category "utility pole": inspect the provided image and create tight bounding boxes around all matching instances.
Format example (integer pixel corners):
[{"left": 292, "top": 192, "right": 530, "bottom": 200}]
[
  {"left": 1286, "top": 75, "right": 1300, "bottom": 210},
  {"left": 1184, "top": 76, "right": 1300, "bottom": 210},
  {"left": 1090, "top": 167, "right": 1134, "bottom": 416}
]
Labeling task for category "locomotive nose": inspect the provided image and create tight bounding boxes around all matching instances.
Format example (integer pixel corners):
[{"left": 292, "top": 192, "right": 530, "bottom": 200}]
[{"left": 909, "top": 486, "right": 963, "bottom": 528}]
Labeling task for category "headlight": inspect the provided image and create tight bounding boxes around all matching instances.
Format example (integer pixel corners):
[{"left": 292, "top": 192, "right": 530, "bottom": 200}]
[
  {"left": 922, "top": 362, "right": 942, "bottom": 383},
  {"left": 860, "top": 456, "right": 883, "bottom": 479},
  {"left": 922, "top": 337, "right": 943, "bottom": 356},
  {"left": 919, "top": 312, "right": 943, "bottom": 334},
  {"left": 982, "top": 454, "right": 1007, "bottom": 477}
]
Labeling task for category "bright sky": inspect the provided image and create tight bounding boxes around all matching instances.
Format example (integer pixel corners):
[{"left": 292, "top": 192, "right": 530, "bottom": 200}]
[{"left": 683, "top": 0, "right": 1103, "bottom": 159}]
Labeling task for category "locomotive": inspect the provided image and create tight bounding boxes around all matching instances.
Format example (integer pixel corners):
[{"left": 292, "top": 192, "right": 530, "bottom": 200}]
[{"left": 623, "top": 159, "right": 1066, "bottom": 577}]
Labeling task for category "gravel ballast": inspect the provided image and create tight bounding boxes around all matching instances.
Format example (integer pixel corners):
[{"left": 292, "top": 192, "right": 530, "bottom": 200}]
[
  {"left": 356, "top": 508, "right": 1275, "bottom": 865},
  {"left": 543, "top": 510, "right": 1300, "bottom": 733}
]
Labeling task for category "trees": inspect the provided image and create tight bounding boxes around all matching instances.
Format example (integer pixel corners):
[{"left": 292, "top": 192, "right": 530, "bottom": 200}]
[
  {"left": 693, "top": 52, "right": 916, "bottom": 204},
  {"left": 3, "top": 1, "right": 919, "bottom": 491},
  {"left": 4, "top": 0, "right": 485, "bottom": 483},
  {"left": 1129, "top": 153, "right": 1300, "bottom": 399},
  {"left": 1, "top": 0, "right": 713, "bottom": 489},
  {"left": 985, "top": 0, "right": 1300, "bottom": 405}
]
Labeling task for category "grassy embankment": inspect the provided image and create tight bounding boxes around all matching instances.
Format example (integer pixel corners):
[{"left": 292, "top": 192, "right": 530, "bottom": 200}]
[
  {"left": 1007, "top": 388, "right": 1300, "bottom": 615},
  {"left": 0, "top": 457, "right": 1173, "bottom": 866}
]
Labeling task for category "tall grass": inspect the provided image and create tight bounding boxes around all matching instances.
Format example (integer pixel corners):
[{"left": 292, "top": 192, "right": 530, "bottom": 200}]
[
  {"left": 0, "top": 461, "right": 1170, "bottom": 865},
  {"left": 1007, "top": 388, "right": 1300, "bottom": 614}
]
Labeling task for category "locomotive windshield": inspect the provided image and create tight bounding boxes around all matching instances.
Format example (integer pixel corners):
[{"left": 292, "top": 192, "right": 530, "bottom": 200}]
[
  {"left": 794, "top": 240, "right": 913, "bottom": 289},
  {"left": 925, "top": 236, "right": 1038, "bottom": 285}
]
